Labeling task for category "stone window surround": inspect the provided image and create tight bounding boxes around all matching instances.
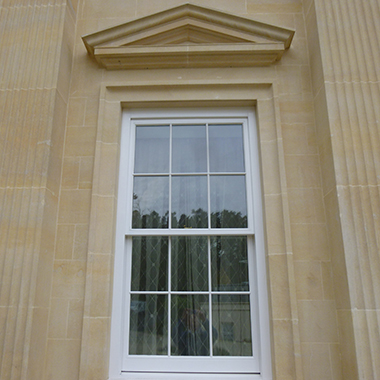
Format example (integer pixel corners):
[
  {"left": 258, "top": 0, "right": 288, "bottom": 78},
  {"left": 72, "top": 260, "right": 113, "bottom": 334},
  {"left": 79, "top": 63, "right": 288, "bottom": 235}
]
[{"left": 79, "top": 81, "right": 301, "bottom": 380}]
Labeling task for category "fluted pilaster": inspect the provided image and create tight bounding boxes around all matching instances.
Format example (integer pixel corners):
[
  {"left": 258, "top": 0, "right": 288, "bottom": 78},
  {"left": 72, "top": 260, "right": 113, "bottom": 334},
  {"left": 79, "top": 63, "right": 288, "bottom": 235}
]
[
  {"left": 311, "top": 0, "right": 380, "bottom": 378},
  {"left": 0, "top": 1, "right": 74, "bottom": 379}
]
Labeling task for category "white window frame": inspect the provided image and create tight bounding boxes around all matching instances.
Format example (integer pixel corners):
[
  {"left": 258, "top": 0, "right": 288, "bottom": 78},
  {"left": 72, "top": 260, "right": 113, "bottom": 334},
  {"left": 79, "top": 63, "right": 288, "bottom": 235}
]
[{"left": 109, "top": 108, "right": 272, "bottom": 380}]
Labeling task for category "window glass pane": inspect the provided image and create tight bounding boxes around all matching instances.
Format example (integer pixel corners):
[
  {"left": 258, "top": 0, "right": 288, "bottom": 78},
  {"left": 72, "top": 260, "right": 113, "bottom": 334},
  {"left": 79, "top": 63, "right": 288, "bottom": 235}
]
[
  {"left": 134, "top": 126, "right": 170, "bottom": 173},
  {"left": 212, "top": 295, "right": 252, "bottom": 356},
  {"left": 171, "top": 295, "right": 215, "bottom": 356},
  {"left": 172, "top": 125, "right": 207, "bottom": 173},
  {"left": 210, "top": 175, "right": 247, "bottom": 228},
  {"left": 131, "top": 237, "right": 168, "bottom": 291},
  {"left": 171, "top": 176, "right": 208, "bottom": 228},
  {"left": 132, "top": 176, "right": 169, "bottom": 228},
  {"left": 129, "top": 294, "right": 168, "bottom": 355},
  {"left": 171, "top": 236, "right": 208, "bottom": 291},
  {"left": 209, "top": 124, "right": 245, "bottom": 173},
  {"left": 211, "top": 236, "right": 249, "bottom": 291}
]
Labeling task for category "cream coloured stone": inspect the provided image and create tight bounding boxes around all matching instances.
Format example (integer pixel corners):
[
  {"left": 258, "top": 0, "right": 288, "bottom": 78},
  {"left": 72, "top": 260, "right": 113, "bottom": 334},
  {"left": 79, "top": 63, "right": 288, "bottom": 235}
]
[
  {"left": 45, "top": 339, "right": 82, "bottom": 380},
  {"left": 79, "top": 156, "right": 94, "bottom": 189},
  {"left": 264, "top": 194, "right": 287, "bottom": 254},
  {"left": 83, "top": 4, "right": 294, "bottom": 69},
  {"left": 67, "top": 298, "right": 85, "bottom": 339},
  {"left": 268, "top": 254, "right": 293, "bottom": 319},
  {"left": 271, "top": 319, "right": 297, "bottom": 380},
  {"left": 260, "top": 140, "right": 283, "bottom": 195},
  {"left": 48, "top": 298, "right": 69, "bottom": 339},
  {"left": 73, "top": 224, "right": 90, "bottom": 261},
  {"left": 52, "top": 260, "right": 86, "bottom": 299},
  {"left": 294, "top": 261, "right": 323, "bottom": 300},
  {"left": 298, "top": 300, "right": 339, "bottom": 343},
  {"left": 67, "top": 97, "right": 87, "bottom": 127},
  {"left": 1, "top": 0, "right": 379, "bottom": 379},
  {"left": 64, "top": 126, "right": 97, "bottom": 157},
  {"left": 291, "top": 223, "right": 330, "bottom": 261},
  {"left": 285, "top": 154, "right": 322, "bottom": 188},
  {"left": 62, "top": 157, "right": 80, "bottom": 189},
  {"left": 58, "top": 189, "right": 92, "bottom": 224},
  {"left": 56, "top": 224, "right": 75, "bottom": 260},
  {"left": 301, "top": 343, "right": 335, "bottom": 380},
  {"left": 288, "top": 188, "right": 325, "bottom": 224},
  {"left": 321, "top": 261, "right": 335, "bottom": 300}
]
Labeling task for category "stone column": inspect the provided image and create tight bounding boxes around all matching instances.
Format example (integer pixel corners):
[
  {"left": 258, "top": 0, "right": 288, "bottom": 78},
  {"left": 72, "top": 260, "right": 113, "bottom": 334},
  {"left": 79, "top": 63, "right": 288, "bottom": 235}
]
[
  {"left": 305, "top": 0, "right": 380, "bottom": 378},
  {"left": 0, "top": 1, "right": 75, "bottom": 379}
]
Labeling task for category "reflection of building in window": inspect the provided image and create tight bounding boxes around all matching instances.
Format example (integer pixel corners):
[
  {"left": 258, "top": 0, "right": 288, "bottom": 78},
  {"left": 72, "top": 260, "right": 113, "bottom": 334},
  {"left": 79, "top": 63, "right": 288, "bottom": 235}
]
[{"left": 221, "top": 322, "right": 234, "bottom": 341}]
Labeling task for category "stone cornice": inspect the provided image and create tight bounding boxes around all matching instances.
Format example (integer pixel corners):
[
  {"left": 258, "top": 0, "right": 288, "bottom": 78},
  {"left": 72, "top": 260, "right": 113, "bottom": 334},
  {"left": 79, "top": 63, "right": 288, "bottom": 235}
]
[{"left": 82, "top": 3, "right": 295, "bottom": 69}]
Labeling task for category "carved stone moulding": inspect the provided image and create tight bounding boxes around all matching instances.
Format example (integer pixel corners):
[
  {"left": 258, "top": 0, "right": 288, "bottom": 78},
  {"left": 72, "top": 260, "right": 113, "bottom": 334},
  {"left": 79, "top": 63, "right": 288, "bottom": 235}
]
[{"left": 82, "top": 3, "right": 295, "bottom": 69}]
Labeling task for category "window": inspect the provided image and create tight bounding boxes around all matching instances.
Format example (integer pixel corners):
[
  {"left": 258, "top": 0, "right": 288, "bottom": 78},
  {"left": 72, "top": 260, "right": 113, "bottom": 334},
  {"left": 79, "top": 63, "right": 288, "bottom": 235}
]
[{"left": 110, "top": 108, "right": 270, "bottom": 379}]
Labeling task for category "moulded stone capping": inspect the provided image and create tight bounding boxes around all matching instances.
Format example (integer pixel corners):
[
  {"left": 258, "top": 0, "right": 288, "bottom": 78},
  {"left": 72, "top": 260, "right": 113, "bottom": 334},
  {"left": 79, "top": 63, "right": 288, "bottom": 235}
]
[{"left": 82, "top": 3, "right": 294, "bottom": 69}]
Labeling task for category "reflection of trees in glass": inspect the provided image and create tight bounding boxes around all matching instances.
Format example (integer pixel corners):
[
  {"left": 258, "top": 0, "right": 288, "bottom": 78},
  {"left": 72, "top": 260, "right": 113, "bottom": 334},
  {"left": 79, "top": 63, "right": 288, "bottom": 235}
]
[
  {"left": 132, "top": 209, "right": 169, "bottom": 229},
  {"left": 211, "top": 237, "right": 249, "bottom": 291},
  {"left": 132, "top": 208, "right": 247, "bottom": 229},
  {"left": 172, "top": 208, "right": 208, "bottom": 228},
  {"left": 211, "top": 210, "right": 247, "bottom": 229}
]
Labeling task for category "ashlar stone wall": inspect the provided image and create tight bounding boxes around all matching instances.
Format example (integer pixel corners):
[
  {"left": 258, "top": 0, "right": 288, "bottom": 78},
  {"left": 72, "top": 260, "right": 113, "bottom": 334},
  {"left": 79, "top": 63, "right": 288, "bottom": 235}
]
[{"left": 1, "top": 0, "right": 379, "bottom": 380}]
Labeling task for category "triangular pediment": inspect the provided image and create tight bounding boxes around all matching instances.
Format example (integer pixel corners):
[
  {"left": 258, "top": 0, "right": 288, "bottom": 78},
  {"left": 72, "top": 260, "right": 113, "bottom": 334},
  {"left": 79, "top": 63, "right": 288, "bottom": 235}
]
[{"left": 82, "top": 3, "right": 295, "bottom": 69}]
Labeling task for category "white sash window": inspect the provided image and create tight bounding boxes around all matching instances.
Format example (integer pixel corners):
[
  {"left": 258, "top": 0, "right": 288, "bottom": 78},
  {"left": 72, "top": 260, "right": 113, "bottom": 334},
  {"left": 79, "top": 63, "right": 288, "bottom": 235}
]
[{"left": 110, "top": 108, "right": 271, "bottom": 379}]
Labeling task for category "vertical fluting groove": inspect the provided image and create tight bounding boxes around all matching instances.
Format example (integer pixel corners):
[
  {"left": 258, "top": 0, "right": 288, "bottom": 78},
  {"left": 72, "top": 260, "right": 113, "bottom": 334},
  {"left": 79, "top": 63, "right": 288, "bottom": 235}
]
[
  {"left": 0, "top": 2, "right": 68, "bottom": 379},
  {"left": 361, "top": 0, "right": 380, "bottom": 80},
  {"left": 0, "top": 6, "right": 8, "bottom": 87},
  {"left": 340, "top": 0, "right": 379, "bottom": 332},
  {"left": 315, "top": 0, "right": 380, "bottom": 378},
  {"left": 340, "top": 0, "right": 380, "bottom": 319},
  {"left": 0, "top": 6, "right": 16, "bottom": 88}
]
